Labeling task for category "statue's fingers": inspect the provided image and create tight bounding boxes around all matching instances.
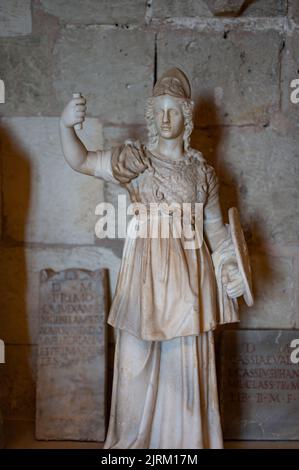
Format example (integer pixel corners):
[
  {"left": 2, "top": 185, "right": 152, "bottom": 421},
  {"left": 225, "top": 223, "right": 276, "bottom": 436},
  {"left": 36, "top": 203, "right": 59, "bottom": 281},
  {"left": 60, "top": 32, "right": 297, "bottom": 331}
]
[
  {"left": 75, "top": 104, "right": 86, "bottom": 111},
  {"left": 115, "top": 166, "right": 136, "bottom": 180},
  {"left": 74, "top": 117, "right": 84, "bottom": 124},
  {"left": 73, "top": 95, "right": 86, "bottom": 103},
  {"left": 221, "top": 273, "right": 229, "bottom": 285},
  {"left": 228, "top": 289, "right": 243, "bottom": 299},
  {"left": 226, "top": 279, "right": 244, "bottom": 298},
  {"left": 227, "top": 287, "right": 243, "bottom": 298},
  {"left": 228, "top": 266, "right": 239, "bottom": 278}
]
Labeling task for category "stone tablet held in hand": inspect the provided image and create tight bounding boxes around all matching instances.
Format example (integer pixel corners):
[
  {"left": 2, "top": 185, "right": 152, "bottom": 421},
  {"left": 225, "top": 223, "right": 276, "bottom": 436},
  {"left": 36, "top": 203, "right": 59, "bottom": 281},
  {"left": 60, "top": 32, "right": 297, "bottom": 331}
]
[{"left": 36, "top": 268, "right": 108, "bottom": 441}]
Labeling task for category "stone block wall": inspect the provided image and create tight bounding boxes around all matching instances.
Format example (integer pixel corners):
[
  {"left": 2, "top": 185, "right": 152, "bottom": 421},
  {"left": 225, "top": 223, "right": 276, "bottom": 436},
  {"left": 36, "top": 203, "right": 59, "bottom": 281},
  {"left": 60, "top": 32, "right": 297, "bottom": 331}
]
[{"left": 0, "top": 0, "right": 298, "bottom": 431}]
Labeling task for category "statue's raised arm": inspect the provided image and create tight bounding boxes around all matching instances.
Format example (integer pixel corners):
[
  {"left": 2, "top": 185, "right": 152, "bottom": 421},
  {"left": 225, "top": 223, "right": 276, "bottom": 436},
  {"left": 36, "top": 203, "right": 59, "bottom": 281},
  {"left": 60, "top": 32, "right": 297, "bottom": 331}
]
[
  {"left": 60, "top": 95, "right": 149, "bottom": 184},
  {"left": 59, "top": 95, "right": 94, "bottom": 173}
]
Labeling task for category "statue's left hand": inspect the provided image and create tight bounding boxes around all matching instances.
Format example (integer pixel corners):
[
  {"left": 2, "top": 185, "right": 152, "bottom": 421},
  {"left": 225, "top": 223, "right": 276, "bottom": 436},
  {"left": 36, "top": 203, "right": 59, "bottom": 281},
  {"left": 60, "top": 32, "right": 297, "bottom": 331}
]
[{"left": 222, "top": 262, "right": 245, "bottom": 299}]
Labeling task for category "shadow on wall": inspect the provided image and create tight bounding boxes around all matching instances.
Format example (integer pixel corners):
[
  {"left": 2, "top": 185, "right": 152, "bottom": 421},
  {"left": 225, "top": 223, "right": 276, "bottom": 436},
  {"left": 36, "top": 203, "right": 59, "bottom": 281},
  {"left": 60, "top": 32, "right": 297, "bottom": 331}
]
[
  {"left": 207, "top": 0, "right": 257, "bottom": 17},
  {"left": 191, "top": 95, "right": 240, "bottom": 221},
  {"left": 0, "top": 124, "right": 35, "bottom": 443},
  {"left": 191, "top": 94, "right": 273, "bottom": 308},
  {"left": 191, "top": 95, "right": 276, "bottom": 439}
]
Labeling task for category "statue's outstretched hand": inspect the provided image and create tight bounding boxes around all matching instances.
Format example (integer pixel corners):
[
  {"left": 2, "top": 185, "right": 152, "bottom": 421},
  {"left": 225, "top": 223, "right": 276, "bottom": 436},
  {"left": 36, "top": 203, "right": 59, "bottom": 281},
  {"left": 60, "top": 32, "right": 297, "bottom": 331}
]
[
  {"left": 60, "top": 95, "right": 86, "bottom": 128},
  {"left": 222, "top": 262, "right": 245, "bottom": 299}
]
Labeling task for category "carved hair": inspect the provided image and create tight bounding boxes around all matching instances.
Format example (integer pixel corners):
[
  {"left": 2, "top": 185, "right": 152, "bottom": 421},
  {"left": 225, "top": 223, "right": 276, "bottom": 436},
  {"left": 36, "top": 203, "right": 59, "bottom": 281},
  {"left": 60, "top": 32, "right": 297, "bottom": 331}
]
[{"left": 145, "top": 97, "right": 194, "bottom": 153}]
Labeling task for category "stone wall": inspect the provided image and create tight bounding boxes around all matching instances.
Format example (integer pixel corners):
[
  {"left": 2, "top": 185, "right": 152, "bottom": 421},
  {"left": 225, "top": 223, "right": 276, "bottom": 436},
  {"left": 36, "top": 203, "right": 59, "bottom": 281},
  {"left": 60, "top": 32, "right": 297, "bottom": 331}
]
[{"left": 0, "top": 0, "right": 298, "bottom": 429}]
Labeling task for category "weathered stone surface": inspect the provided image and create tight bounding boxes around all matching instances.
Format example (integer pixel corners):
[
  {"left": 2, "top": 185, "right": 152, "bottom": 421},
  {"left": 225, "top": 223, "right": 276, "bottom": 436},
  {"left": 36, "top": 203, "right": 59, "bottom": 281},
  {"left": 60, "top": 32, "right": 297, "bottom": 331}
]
[
  {"left": 0, "top": 246, "right": 121, "bottom": 344},
  {"left": 289, "top": 0, "right": 299, "bottom": 23},
  {"left": 295, "top": 257, "right": 299, "bottom": 318},
  {"left": 0, "top": 78, "right": 3, "bottom": 105},
  {"left": 281, "top": 30, "right": 299, "bottom": 127},
  {"left": 243, "top": 0, "right": 287, "bottom": 16},
  {"left": 152, "top": 0, "right": 212, "bottom": 18},
  {"left": 5, "top": 420, "right": 107, "bottom": 449},
  {"left": 40, "top": 0, "right": 146, "bottom": 24},
  {"left": 190, "top": 127, "right": 223, "bottom": 169},
  {"left": 1, "top": 117, "right": 104, "bottom": 244},
  {"left": 153, "top": 0, "right": 287, "bottom": 18},
  {"left": 209, "top": 126, "right": 299, "bottom": 245},
  {"left": 239, "top": 253, "right": 296, "bottom": 329},
  {"left": 0, "top": 345, "right": 37, "bottom": 421},
  {"left": 36, "top": 269, "right": 107, "bottom": 441},
  {"left": 204, "top": 0, "right": 247, "bottom": 16},
  {"left": 0, "top": 36, "right": 57, "bottom": 116},
  {"left": 53, "top": 28, "right": 155, "bottom": 124},
  {"left": 220, "top": 330, "right": 299, "bottom": 440},
  {"left": 0, "top": 0, "right": 32, "bottom": 37},
  {"left": 192, "top": 126, "right": 298, "bottom": 329},
  {"left": 204, "top": 0, "right": 287, "bottom": 16},
  {"left": 158, "top": 30, "right": 282, "bottom": 126},
  {"left": 103, "top": 125, "right": 147, "bottom": 148}
]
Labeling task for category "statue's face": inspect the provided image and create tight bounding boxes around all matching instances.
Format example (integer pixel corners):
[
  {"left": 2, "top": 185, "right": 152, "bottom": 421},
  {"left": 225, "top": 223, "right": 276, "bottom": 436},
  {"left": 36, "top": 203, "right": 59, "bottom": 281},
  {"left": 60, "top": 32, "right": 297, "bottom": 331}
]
[{"left": 153, "top": 94, "right": 184, "bottom": 140}]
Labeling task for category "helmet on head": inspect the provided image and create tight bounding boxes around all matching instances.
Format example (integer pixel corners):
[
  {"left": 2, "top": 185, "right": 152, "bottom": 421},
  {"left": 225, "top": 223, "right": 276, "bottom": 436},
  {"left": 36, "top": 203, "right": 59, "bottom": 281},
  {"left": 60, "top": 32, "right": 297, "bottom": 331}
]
[{"left": 152, "top": 68, "right": 191, "bottom": 100}]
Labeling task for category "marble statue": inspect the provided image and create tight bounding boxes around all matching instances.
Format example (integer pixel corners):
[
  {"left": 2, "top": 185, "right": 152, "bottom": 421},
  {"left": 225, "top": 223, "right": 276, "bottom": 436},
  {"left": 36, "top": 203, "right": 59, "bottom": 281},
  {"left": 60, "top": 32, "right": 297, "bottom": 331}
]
[{"left": 60, "top": 68, "right": 253, "bottom": 449}]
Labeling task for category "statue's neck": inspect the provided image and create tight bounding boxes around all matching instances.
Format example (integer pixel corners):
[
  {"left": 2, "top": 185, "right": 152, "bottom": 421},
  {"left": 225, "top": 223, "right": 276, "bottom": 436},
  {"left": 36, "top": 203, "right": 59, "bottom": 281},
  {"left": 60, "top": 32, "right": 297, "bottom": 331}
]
[{"left": 154, "top": 135, "right": 184, "bottom": 160}]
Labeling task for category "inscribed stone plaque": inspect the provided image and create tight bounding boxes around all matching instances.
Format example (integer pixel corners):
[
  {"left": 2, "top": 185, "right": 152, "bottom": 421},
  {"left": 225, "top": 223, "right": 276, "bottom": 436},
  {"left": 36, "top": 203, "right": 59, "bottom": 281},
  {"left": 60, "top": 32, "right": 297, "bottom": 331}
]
[
  {"left": 219, "top": 330, "right": 299, "bottom": 440},
  {"left": 36, "top": 268, "right": 108, "bottom": 441}
]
